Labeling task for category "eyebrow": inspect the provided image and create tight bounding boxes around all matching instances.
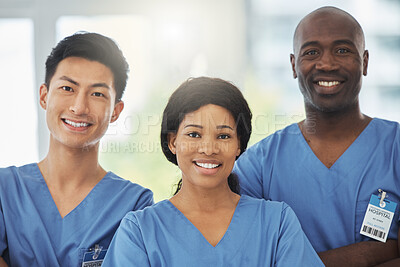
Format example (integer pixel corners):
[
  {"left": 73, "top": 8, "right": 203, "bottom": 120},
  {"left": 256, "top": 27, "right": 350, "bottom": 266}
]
[
  {"left": 332, "top": 39, "right": 356, "bottom": 47},
  {"left": 184, "top": 124, "right": 203, "bottom": 129},
  {"left": 183, "top": 124, "right": 234, "bottom": 130},
  {"left": 300, "top": 41, "right": 319, "bottom": 51},
  {"left": 217, "top": 125, "right": 234, "bottom": 130},
  {"left": 59, "top": 76, "right": 111, "bottom": 90},
  {"left": 60, "top": 76, "right": 79, "bottom": 86}
]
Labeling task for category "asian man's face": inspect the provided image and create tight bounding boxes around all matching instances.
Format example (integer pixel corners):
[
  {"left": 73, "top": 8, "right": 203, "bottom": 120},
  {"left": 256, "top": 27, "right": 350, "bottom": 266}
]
[{"left": 39, "top": 56, "right": 124, "bottom": 150}]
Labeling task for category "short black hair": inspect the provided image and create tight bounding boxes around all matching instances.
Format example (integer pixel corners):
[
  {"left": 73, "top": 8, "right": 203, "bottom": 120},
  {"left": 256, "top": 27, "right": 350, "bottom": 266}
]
[
  {"left": 293, "top": 6, "right": 365, "bottom": 53},
  {"left": 160, "top": 77, "right": 252, "bottom": 194},
  {"left": 45, "top": 32, "right": 129, "bottom": 102}
]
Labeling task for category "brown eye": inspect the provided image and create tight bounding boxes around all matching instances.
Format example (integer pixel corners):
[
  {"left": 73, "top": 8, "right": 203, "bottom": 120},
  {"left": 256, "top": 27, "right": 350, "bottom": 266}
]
[
  {"left": 305, "top": 50, "right": 318, "bottom": 56},
  {"left": 188, "top": 132, "right": 200, "bottom": 138},
  {"left": 218, "top": 134, "right": 230, "bottom": 139},
  {"left": 61, "top": 86, "right": 73, "bottom": 92},
  {"left": 92, "top": 92, "right": 105, "bottom": 97},
  {"left": 337, "top": 48, "right": 349, "bottom": 54}
]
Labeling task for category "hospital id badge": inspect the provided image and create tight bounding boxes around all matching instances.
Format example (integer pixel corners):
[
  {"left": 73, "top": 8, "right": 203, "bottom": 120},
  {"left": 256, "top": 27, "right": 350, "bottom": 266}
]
[
  {"left": 360, "top": 191, "right": 397, "bottom": 242},
  {"left": 81, "top": 244, "right": 107, "bottom": 267}
]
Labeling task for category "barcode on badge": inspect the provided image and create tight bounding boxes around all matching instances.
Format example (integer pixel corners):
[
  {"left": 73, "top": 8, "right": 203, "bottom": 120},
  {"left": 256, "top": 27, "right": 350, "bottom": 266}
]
[{"left": 362, "top": 225, "right": 386, "bottom": 239}]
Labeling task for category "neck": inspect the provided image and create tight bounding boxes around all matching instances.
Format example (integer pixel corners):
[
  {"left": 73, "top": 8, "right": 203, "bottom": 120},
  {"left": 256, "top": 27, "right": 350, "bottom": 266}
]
[
  {"left": 301, "top": 104, "right": 371, "bottom": 139},
  {"left": 170, "top": 182, "right": 239, "bottom": 213},
  {"left": 38, "top": 136, "right": 105, "bottom": 189}
]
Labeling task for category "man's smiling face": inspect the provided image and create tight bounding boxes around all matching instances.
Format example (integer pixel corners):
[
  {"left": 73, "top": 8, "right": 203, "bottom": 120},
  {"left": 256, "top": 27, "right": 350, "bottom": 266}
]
[
  {"left": 290, "top": 8, "right": 369, "bottom": 113},
  {"left": 40, "top": 56, "right": 124, "bottom": 149}
]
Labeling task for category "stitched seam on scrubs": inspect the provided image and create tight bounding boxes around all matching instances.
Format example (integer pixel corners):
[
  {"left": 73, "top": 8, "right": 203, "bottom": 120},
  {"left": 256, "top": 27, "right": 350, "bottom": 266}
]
[
  {"left": 123, "top": 214, "right": 150, "bottom": 256},
  {"left": 277, "top": 204, "right": 297, "bottom": 248},
  {"left": 133, "top": 189, "right": 154, "bottom": 210}
]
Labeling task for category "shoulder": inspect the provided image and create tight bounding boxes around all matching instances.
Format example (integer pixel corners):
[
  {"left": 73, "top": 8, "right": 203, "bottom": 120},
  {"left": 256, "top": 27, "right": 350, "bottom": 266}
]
[
  {"left": 0, "top": 163, "right": 39, "bottom": 183},
  {"left": 0, "top": 166, "right": 14, "bottom": 180},
  {"left": 103, "top": 172, "right": 152, "bottom": 195},
  {"left": 240, "top": 195, "right": 288, "bottom": 215},
  {"left": 242, "top": 196, "right": 299, "bottom": 228},
  {"left": 371, "top": 118, "right": 399, "bottom": 130},
  {"left": 234, "top": 123, "right": 300, "bottom": 173},
  {"left": 132, "top": 200, "right": 170, "bottom": 217},
  {"left": 242, "top": 123, "right": 300, "bottom": 156},
  {"left": 122, "top": 200, "right": 170, "bottom": 226},
  {"left": 0, "top": 166, "right": 13, "bottom": 191},
  {"left": 0, "top": 164, "right": 42, "bottom": 203},
  {"left": 369, "top": 118, "right": 400, "bottom": 144},
  {"left": 239, "top": 196, "right": 298, "bottom": 232},
  {"left": 100, "top": 172, "right": 154, "bottom": 208}
]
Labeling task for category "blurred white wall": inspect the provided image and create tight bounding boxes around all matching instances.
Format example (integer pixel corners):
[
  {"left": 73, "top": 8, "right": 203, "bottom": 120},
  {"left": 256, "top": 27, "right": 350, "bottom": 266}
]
[
  {"left": 0, "top": 0, "right": 246, "bottom": 167},
  {"left": 0, "top": 0, "right": 399, "bottom": 173}
]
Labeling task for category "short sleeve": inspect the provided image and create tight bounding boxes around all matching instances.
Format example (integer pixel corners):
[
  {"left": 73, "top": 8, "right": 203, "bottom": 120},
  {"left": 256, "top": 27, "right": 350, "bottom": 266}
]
[
  {"left": 233, "top": 143, "right": 264, "bottom": 199},
  {"left": 0, "top": 203, "right": 6, "bottom": 256},
  {"left": 275, "top": 204, "right": 324, "bottom": 267},
  {"left": 133, "top": 189, "right": 154, "bottom": 211},
  {"left": 0, "top": 169, "right": 8, "bottom": 257},
  {"left": 395, "top": 124, "right": 400, "bottom": 224},
  {"left": 102, "top": 213, "right": 150, "bottom": 266}
]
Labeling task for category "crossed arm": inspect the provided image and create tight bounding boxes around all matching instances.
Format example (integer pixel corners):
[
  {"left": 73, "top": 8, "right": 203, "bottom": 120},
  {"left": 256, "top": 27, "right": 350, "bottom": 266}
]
[
  {"left": 0, "top": 257, "right": 7, "bottom": 267},
  {"left": 319, "top": 239, "right": 398, "bottom": 266},
  {"left": 374, "top": 229, "right": 400, "bottom": 267}
]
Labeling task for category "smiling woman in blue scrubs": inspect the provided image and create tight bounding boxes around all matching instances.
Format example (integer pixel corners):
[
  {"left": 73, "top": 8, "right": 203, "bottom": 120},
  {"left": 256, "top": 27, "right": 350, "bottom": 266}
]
[{"left": 103, "top": 77, "right": 323, "bottom": 266}]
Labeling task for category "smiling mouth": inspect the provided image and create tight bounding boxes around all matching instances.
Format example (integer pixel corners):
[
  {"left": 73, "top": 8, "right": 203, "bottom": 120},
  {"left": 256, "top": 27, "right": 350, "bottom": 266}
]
[
  {"left": 62, "top": 119, "right": 91, "bottom": 128},
  {"left": 317, "top": 81, "right": 341, "bottom": 87},
  {"left": 194, "top": 162, "right": 221, "bottom": 169}
]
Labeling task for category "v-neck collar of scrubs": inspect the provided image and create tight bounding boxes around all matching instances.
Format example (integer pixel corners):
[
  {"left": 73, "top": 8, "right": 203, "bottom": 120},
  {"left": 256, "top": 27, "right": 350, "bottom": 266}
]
[
  {"left": 166, "top": 196, "right": 245, "bottom": 249},
  {"left": 32, "top": 163, "right": 110, "bottom": 220},
  {"left": 295, "top": 118, "right": 376, "bottom": 174}
]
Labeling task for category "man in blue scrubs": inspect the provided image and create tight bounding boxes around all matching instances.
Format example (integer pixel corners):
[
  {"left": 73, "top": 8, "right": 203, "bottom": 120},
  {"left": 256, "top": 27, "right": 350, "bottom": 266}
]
[
  {"left": 234, "top": 6, "right": 400, "bottom": 266},
  {"left": 0, "top": 32, "right": 153, "bottom": 266}
]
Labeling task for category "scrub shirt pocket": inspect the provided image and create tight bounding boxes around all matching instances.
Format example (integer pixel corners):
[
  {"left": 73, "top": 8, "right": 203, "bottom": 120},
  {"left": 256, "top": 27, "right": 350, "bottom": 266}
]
[{"left": 79, "top": 247, "right": 107, "bottom": 267}]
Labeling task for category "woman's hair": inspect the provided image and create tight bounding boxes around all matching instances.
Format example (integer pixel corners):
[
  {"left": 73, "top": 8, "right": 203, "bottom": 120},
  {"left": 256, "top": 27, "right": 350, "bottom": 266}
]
[{"left": 160, "top": 77, "right": 252, "bottom": 194}]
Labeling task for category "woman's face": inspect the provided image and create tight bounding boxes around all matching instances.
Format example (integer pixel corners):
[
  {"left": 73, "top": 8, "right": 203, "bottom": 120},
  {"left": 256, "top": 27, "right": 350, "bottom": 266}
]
[{"left": 168, "top": 104, "right": 240, "bottom": 191}]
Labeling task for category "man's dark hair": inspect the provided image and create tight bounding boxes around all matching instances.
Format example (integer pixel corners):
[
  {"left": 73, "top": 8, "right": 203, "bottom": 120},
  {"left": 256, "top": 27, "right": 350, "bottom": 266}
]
[{"left": 45, "top": 32, "right": 129, "bottom": 102}]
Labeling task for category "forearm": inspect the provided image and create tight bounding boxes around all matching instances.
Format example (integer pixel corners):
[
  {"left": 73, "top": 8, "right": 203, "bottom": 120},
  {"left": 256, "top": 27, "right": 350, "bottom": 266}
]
[
  {"left": 375, "top": 258, "right": 400, "bottom": 267},
  {"left": 0, "top": 257, "right": 8, "bottom": 267},
  {"left": 318, "top": 239, "right": 398, "bottom": 266}
]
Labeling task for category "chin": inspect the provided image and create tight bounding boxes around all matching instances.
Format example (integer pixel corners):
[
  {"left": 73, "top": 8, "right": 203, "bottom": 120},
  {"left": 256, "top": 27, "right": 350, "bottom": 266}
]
[
  {"left": 63, "top": 138, "right": 100, "bottom": 150},
  {"left": 318, "top": 102, "right": 358, "bottom": 114},
  {"left": 306, "top": 99, "right": 345, "bottom": 113}
]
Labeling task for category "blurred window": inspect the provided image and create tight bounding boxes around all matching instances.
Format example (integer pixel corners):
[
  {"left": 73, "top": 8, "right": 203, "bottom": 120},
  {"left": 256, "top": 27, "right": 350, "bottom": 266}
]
[{"left": 0, "top": 19, "right": 37, "bottom": 167}]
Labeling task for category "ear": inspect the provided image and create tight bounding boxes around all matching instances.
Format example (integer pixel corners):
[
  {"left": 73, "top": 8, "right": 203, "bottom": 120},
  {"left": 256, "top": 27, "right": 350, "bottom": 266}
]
[
  {"left": 168, "top": 132, "right": 177, "bottom": 154},
  {"left": 236, "top": 139, "right": 241, "bottom": 157},
  {"left": 39, "top": 84, "right": 49, "bottom": 110},
  {"left": 290, "top": 54, "right": 297, "bottom": 79},
  {"left": 362, "top": 50, "right": 369, "bottom": 76},
  {"left": 110, "top": 100, "right": 124, "bottom": 123}
]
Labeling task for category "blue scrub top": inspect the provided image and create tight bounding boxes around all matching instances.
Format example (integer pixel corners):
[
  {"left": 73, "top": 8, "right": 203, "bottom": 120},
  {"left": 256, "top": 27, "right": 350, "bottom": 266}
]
[
  {"left": 234, "top": 118, "right": 400, "bottom": 252},
  {"left": 103, "top": 195, "right": 323, "bottom": 266},
  {"left": 0, "top": 163, "right": 154, "bottom": 266}
]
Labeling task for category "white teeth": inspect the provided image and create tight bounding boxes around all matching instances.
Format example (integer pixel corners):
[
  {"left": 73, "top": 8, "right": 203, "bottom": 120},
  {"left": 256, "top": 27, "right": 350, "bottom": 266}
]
[
  {"left": 318, "top": 81, "right": 340, "bottom": 87},
  {"left": 64, "top": 119, "right": 89, "bottom": 128},
  {"left": 196, "top": 162, "right": 219, "bottom": 169}
]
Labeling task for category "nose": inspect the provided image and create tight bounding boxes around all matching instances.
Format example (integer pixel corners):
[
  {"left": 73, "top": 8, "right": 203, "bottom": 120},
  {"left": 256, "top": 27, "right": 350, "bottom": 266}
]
[
  {"left": 69, "top": 93, "right": 89, "bottom": 115},
  {"left": 197, "top": 137, "right": 219, "bottom": 155},
  {"left": 315, "top": 52, "right": 339, "bottom": 72}
]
